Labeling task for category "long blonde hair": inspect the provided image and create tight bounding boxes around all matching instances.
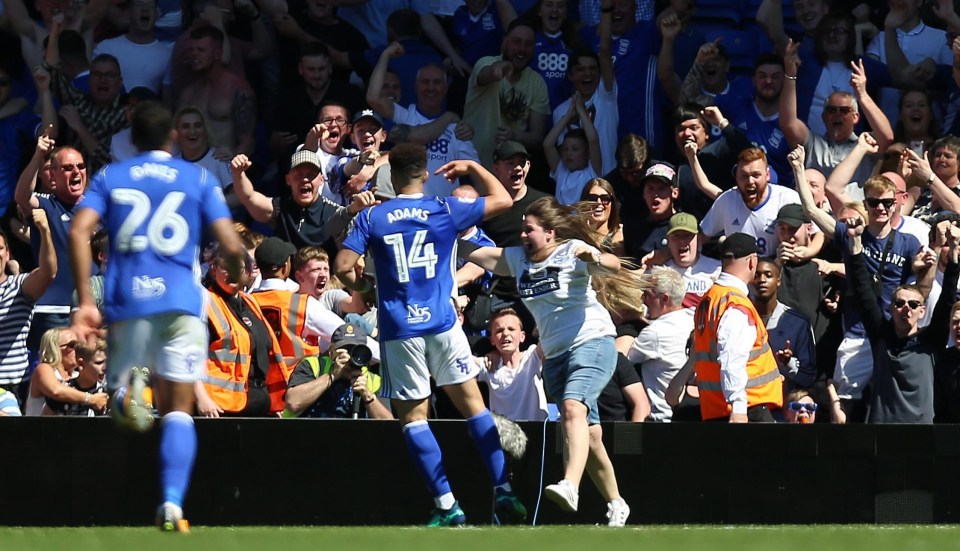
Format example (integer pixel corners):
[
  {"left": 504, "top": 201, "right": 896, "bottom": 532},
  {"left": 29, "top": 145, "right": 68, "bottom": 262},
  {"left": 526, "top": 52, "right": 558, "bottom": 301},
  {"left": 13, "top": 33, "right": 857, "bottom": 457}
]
[
  {"left": 525, "top": 196, "right": 648, "bottom": 314},
  {"left": 39, "top": 327, "right": 70, "bottom": 366}
]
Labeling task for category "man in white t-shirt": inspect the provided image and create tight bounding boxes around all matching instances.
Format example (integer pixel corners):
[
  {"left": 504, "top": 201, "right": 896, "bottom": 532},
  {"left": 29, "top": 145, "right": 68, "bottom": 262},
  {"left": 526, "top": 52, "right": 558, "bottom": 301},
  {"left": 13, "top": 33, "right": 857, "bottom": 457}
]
[
  {"left": 662, "top": 212, "right": 720, "bottom": 310},
  {"left": 700, "top": 147, "right": 822, "bottom": 258},
  {"left": 627, "top": 267, "right": 692, "bottom": 422},
  {"left": 475, "top": 308, "right": 548, "bottom": 421},
  {"left": 551, "top": 44, "right": 618, "bottom": 174},
  {"left": 366, "top": 43, "right": 480, "bottom": 197},
  {"left": 92, "top": 0, "right": 172, "bottom": 93}
]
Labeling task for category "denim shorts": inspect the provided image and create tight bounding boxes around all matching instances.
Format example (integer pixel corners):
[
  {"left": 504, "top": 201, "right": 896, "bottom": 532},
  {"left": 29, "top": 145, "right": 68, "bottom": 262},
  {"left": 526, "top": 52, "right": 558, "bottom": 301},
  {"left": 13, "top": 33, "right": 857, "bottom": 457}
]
[{"left": 542, "top": 336, "right": 617, "bottom": 424}]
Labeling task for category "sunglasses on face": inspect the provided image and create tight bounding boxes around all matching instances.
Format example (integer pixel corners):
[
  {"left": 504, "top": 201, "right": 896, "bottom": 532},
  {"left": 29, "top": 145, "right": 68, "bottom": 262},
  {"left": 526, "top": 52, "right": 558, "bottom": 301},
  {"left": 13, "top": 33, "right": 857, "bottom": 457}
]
[
  {"left": 59, "top": 163, "right": 86, "bottom": 172},
  {"left": 788, "top": 401, "right": 818, "bottom": 412},
  {"left": 824, "top": 105, "right": 854, "bottom": 115},
  {"left": 60, "top": 341, "right": 78, "bottom": 350},
  {"left": 864, "top": 197, "right": 896, "bottom": 209},
  {"left": 893, "top": 298, "right": 923, "bottom": 310},
  {"left": 586, "top": 193, "right": 613, "bottom": 205}
]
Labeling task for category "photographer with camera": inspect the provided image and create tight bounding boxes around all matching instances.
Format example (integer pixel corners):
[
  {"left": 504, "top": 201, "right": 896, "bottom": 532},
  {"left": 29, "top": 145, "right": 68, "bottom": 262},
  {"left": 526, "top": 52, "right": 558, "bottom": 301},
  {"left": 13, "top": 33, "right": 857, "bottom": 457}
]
[{"left": 283, "top": 323, "right": 392, "bottom": 419}]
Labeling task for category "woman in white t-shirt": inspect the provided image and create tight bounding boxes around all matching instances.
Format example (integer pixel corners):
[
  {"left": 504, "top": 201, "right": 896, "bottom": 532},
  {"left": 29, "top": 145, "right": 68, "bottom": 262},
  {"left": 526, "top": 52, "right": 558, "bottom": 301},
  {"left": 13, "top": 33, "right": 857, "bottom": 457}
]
[{"left": 460, "top": 196, "right": 645, "bottom": 526}]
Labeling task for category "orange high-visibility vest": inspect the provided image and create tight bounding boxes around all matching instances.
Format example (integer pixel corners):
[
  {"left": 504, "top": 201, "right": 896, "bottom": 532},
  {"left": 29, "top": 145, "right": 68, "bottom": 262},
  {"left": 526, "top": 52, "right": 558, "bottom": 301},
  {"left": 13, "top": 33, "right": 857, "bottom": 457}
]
[
  {"left": 692, "top": 283, "right": 783, "bottom": 420},
  {"left": 204, "top": 291, "right": 292, "bottom": 414},
  {"left": 250, "top": 289, "right": 321, "bottom": 368}
]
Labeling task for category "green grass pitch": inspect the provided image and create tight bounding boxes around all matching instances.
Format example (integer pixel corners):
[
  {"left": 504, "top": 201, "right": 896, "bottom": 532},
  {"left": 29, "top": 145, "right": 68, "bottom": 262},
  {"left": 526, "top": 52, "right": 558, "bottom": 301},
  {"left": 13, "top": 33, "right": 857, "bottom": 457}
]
[{"left": 4, "top": 526, "right": 960, "bottom": 551}]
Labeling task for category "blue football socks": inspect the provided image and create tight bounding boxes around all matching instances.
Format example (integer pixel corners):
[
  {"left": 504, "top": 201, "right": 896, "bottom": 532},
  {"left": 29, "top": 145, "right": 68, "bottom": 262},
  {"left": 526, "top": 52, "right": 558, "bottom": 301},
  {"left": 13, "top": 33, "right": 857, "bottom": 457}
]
[
  {"left": 159, "top": 411, "right": 197, "bottom": 507},
  {"left": 466, "top": 409, "right": 509, "bottom": 488},
  {"left": 403, "top": 420, "right": 453, "bottom": 503}
]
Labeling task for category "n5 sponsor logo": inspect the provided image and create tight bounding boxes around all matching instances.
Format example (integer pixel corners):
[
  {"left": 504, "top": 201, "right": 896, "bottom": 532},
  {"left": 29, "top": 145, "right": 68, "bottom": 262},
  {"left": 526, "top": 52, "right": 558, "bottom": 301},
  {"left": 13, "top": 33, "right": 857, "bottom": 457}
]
[{"left": 406, "top": 304, "right": 432, "bottom": 324}]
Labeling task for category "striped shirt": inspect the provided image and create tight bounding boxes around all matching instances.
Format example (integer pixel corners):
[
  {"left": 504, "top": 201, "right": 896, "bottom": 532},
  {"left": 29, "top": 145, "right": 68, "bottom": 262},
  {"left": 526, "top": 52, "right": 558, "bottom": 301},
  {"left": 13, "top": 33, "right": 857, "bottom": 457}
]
[{"left": 0, "top": 274, "right": 36, "bottom": 385}]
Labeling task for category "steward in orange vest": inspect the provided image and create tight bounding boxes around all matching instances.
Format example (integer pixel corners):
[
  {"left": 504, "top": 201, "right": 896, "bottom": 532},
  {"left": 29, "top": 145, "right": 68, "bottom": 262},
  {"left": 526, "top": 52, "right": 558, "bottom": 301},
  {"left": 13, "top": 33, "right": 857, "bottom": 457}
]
[
  {"left": 692, "top": 234, "right": 782, "bottom": 422},
  {"left": 202, "top": 264, "right": 291, "bottom": 415},
  {"left": 252, "top": 237, "right": 336, "bottom": 368}
]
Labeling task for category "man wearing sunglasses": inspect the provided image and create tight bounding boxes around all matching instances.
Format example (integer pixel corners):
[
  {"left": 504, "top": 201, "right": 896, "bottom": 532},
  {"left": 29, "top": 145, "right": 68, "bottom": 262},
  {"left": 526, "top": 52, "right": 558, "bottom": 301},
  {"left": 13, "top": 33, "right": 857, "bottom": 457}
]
[
  {"left": 843, "top": 213, "right": 958, "bottom": 424},
  {"left": 780, "top": 45, "right": 893, "bottom": 189},
  {"left": 793, "top": 145, "right": 924, "bottom": 422}
]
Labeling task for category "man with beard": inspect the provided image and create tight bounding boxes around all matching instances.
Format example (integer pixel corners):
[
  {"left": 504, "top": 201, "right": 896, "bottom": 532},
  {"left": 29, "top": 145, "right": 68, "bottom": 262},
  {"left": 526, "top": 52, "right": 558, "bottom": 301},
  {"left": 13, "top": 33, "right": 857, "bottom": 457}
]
[
  {"left": 700, "top": 147, "right": 822, "bottom": 258},
  {"left": 270, "top": 42, "right": 365, "bottom": 171},
  {"left": 715, "top": 53, "right": 792, "bottom": 187},
  {"left": 230, "top": 149, "right": 375, "bottom": 256},
  {"left": 464, "top": 20, "right": 550, "bottom": 168}
]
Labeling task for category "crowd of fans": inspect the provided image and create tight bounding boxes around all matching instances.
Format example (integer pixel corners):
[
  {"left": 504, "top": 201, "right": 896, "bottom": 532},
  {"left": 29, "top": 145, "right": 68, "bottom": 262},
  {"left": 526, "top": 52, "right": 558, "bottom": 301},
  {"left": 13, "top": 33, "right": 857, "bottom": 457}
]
[{"left": 2, "top": 0, "right": 960, "bottom": 424}]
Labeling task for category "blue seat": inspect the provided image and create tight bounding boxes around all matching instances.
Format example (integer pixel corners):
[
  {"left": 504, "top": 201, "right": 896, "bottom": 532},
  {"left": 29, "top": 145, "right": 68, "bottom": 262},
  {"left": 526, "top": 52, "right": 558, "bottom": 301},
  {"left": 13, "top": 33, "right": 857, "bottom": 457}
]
[
  {"left": 690, "top": 0, "right": 743, "bottom": 26},
  {"left": 703, "top": 28, "right": 768, "bottom": 72}
]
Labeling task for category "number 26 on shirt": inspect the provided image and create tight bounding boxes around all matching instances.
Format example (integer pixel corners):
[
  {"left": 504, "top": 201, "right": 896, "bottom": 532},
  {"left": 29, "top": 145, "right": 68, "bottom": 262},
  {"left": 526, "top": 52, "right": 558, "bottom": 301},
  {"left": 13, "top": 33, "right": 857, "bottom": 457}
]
[{"left": 111, "top": 189, "right": 189, "bottom": 256}]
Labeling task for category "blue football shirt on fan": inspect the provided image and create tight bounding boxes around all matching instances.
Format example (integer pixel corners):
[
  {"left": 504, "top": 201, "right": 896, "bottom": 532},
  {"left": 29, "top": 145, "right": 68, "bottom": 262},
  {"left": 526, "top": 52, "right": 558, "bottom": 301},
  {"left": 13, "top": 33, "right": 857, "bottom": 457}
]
[
  {"left": 78, "top": 151, "right": 231, "bottom": 323},
  {"left": 342, "top": 194, "right": 485, "bottom": 340}
]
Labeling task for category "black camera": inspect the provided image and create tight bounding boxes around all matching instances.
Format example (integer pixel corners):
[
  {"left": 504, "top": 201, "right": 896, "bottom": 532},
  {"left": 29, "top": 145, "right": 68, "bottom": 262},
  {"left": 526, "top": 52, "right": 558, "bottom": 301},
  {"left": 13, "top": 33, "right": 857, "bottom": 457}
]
[{"left": 345, "top": 344, "right": 372, "bottom": 368}]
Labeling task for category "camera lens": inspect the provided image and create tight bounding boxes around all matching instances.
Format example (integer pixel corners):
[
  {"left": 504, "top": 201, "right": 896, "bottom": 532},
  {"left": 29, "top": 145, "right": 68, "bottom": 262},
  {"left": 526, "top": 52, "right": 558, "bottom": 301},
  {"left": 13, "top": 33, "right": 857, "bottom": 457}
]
[{"left": 349, "top": 344, "right": 372, "bottom": 367}]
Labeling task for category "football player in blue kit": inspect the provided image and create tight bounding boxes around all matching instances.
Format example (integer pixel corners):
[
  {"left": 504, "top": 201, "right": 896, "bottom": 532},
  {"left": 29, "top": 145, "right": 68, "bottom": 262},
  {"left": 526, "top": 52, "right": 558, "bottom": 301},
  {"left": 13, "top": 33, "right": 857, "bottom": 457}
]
[
  {"left": 333, "top": 143, "right": 524, "bottom": 526},
  {"left": 69, "top": 101, "right": 245, "bottom": 532}
]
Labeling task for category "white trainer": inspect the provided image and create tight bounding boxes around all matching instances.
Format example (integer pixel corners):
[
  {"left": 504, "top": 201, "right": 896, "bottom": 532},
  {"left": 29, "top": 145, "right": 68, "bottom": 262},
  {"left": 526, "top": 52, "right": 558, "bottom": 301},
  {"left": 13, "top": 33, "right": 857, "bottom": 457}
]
[
  {"left": 544, "top": 479, "right": 579, "bottom": 512},
  {"left": 606, "top": 498, "right": 630, "bottom": 527}
]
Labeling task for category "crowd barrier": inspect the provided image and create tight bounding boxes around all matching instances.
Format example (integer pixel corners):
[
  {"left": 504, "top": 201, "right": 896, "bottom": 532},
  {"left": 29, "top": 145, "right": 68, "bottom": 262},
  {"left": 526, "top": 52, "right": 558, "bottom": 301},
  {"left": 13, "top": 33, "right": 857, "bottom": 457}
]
[{"left": 2, "top": 418, "right": 958, "bottom": 525}]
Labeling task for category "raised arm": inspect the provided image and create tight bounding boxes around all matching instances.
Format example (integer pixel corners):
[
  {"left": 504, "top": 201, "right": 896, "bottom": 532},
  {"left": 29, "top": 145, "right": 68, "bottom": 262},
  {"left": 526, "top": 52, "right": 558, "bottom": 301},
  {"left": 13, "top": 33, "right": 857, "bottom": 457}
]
[
  {"left": 791, "top": 145, "right": 836, "bottom": 235},
  {"left": 21, "top": 209, "right": 56, "bottom": 301},
  {"left": 15, "top": 127, "right": 54, "bottom": 212},
  {"left": 435, "top": 160, "right": 511, "bottom": 218},
  {"left": 905, "top": 149, "right": 960, "bottom": 214},
  {"left": 543, "top": 99, "right": 577, "bottom": 173},
  {"left": 389, "top": 112, "right": 460, "bottom": 145},
  {"left": 457, "top": 239, "right": 511, "bottom": 276},
  {"left": 825, "top": 132, "right": 876, "bottom": 206},
  {"left": 684, "top": 141, "right": 722, "bottom": 200},
  {"left": 755, "top": 0, "right": 788, "bottom": 53},
  {"left": 656, "top": 13, "right": 684, "bottom": 106},
  {"left": 230, "top": 154, "right": 275, "bottom": 223},
  {"left": 1, "top": 0, "right": 38, "bottom": 39},
  {"left": 365, "top": 42, "right": 404, "bottom": 121},
  {"left": 850, "top": 59, "right": 892, "bottom": 152},
  {"left": 843, "top": 219, "right": 885, "bottom": 336},
  {"left": 598, "top": 0, "right": 614, "bottom": 91},
  {"left": 780, "top": 39, "right": 809, "bottom": 148},
  {"left": 494, "top": 0, "right": 517, "bottom": 27},
  {"left": 929, "top": 226, "right": 960, "bottom": 345},
  {"left": 421, "top": 13, "right": 472, "bottom": 77},
  {"left": 577, "top": 98, "right": 603, "bottom": 175},
  {"left": 475, "top": 59, "right": 514, "bottom": 87}
]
